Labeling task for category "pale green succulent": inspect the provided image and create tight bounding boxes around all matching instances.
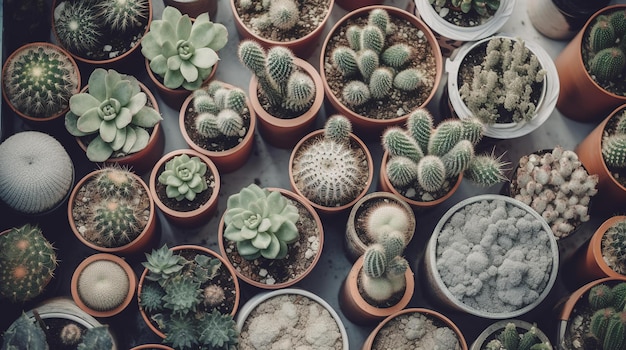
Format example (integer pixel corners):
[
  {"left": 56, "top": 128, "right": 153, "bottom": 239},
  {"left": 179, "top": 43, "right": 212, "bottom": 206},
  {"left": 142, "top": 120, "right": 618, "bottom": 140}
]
[
  {"left": 158, "top": 154, "right": 208, "bottom": 201},
  {"left": 141, "top": 6, "right": 228, "bottom": 90},
  {"left": 64, "top": 68, "right": 162, "bottom": 162},
  {"left": 223, "top": 184, "right": 300, "bottom": 260}
]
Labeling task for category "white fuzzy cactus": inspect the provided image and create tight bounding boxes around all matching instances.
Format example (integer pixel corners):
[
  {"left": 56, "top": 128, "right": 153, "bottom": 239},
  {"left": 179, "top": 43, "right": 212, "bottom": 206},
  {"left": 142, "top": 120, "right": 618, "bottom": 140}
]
[{"left": 76, "top": 259, "right": 130, "bottom": 312}]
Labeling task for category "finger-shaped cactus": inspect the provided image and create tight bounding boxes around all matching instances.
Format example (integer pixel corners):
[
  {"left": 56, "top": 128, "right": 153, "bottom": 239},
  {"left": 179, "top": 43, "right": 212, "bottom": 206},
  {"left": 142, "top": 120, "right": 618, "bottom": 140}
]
[{"left": 417, "top": 155, "right": 446, "bottom": 192}]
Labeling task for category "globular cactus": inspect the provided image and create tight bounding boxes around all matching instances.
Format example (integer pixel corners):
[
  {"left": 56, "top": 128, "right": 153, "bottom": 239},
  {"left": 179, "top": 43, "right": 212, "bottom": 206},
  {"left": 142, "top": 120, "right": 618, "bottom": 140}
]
[
  {"left": 60, "top": 323, "right": 82, "bottom": 346},
  {"left": 203, "top": 284, "right": 225, "bottom": 306},
  {"left": 0, "top": 224, "right": 58, "bottom": 302},
  {"left": 447, "top": 0, "right": 501, "bottom": 16},
  {"left": 1, "top": 313, "right": 47, "bottom": 349},
  {"left": 586, "top": 9, "right": 626, "bottom": 84},
  {"left": 76, "top": 259, "right": 131, "bottom": 312},
  {"left": 0, "top": 131, "right": 74, "bottom": 215},
  {"left": 603, "top": 311, "right": 626, "bottom": 350},
  {"left": 193, "top": 83, "right": 247, "bottom": 140},
  {"left": 589, "top": 16, "right": 616, "bottom": 53},
  {"left": 369, "top": 68, "right": 393, "bottom": 99},
  {"left": 612, "top": 282, "right": 626, "bottom": 311},
  {"left": 393, "top": 68, "right": 424, "bottom": 91},
  {"left": 95, "top": 167, "right": 137, "bottom": 198},
  {"left": 603, "top": 220, "right": 626, "bottom": 275},
  {"left": 590, "top": 283, "right": 615, "bottom": 310},
  {"left": 342, "top": 80, "right": 371, "bottom": 107},
  {"left": 364, "top": 201, "right": 413, "bottom": 243},
  {"left": 2, "top": 43, "right": 80, "bottom": 119},
  {"left": 485, "top": 323, "right": 547, "bottom": 350},
  {"left": 98, "top": 0, "right": 149, "bottom": 31},
  {"left": 53, "top": 1, "right": 101, "bottom": 53},
  {"left": 610, "top": 10, "right": 626, "bottom": 38},
  {"left": 591, "top": 308, "right": 615, "bottom": 341},
  {"left": 590, "top": 47, "right": 626, "bottom": 83},
  {"left": 332, "top": 47, "right": 358, "bottom": 77},
  {"left": 360, "top": 231, "right": 408, "bottom": 302},
  {"left": 268, "top": 0, "right": 299, "bottom": 30},
  {"left": 92, "top": 199, "right": 141, "bottom": 248},
  {"left": 381, "top": 43, "right": 412, "bottom": 68}
]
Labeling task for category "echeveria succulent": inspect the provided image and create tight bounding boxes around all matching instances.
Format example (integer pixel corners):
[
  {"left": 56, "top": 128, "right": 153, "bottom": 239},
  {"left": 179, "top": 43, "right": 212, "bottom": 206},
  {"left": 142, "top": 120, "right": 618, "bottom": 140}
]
[{"left": 158, "top": 154, "right": 208, "bottom": 201}]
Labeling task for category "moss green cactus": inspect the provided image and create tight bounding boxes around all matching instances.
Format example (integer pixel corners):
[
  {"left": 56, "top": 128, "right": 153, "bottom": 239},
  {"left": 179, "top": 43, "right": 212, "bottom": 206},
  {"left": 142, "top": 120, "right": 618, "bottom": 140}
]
[
  {"left": 603, "top": 220, "right": 626, "bottom": 275},
  {"left": 603, "top": 111, "right": 626, "bottom": 169},
  {"left": 192, "top": 83, "right": 247, "bottom": 140},
  {"left": 585, "top": 9, "right": 626, "bottom": 85}
]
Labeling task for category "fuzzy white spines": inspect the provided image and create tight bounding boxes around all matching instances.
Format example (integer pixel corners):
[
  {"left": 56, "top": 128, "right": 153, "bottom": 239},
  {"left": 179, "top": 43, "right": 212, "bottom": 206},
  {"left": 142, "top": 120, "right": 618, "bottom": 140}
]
[
  {"left": 0, "top": 131, "right": 73, "bottom": 214},
  {"left": 77, "top": 259, "right": 130, "bottom": 311}
]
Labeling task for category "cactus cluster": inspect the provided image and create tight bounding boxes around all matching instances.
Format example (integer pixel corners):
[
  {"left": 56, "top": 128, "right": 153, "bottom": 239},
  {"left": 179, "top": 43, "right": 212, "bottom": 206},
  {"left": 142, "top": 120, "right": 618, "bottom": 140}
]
[
  {"left": 483, "top": 323, "right": 551, "bottom": 350},
  {"left": 2, "top": 43, "right": 80, "bottom": 119},
  {"left": 602, "top": 110, "right": 626, "bottom": 171},
  {"left": 459, "top": 36, "right": 547, "bottom": 125},
  {"left": 360, "top": 230, "right": 409, "bottom": 302},
  {"left": 587, "top": 282, "right": 626, "bottom": 350},
  {"left": 0, "top": 224, "right": 58, "bottom": 302},
  {"left": 223, "top": 183, "right": 300, "bottom": 260},
  {"left": 240, "top": 0, "right": 300, "bottom": 32},
  {"left": 429, "top": 0, "right": 501, "bottom": 17},
  {"left": 158, "top": 154, "right": 209, "bottom": 202},
  {"left": 585, "top": 10, "right": 626, "bottom": 83},
  {"left": 139, "top": 244, "right": 238, "bottom": 350},
  {"left": 75, "top": 259, "right": 131, "bottom": 312},
  {"left": 65, "top": 68, "right": 162, "bottom": 162},
  {"left": 603, "top": 219, "right": 626, "bottom": 275},
  {"left": 238, "top": 40, "right": 316, "bottom": 114},
  {"left": 193, "top": 81, "right": 247, "bottom": 140},
  {"left": 292, "top": 115, "right": 370, "bottom": 207},
  {"left": 382, "top": 108, "right": 507, "bottom": 202},
  {"left": 510, "top": 146, "right": 599, "bottom": 239},
  {"left": 330, "top": 8, "right": 425, "bottom": 108}
]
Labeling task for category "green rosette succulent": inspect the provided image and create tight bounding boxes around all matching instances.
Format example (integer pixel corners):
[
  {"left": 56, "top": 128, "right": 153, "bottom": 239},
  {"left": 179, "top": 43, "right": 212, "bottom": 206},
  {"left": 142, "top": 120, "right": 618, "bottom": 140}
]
[
  {"left": 223, "top": 184, "right": 300, "bottom": 260},
  {"left": 158, "top": 154, "right": 208, "bottom": 201},
  {"left": 65, "top": 68, "right": 162, "bottom": 162},
  {"left": 140, "top": 6, "right": 228, "bottom": 90}
]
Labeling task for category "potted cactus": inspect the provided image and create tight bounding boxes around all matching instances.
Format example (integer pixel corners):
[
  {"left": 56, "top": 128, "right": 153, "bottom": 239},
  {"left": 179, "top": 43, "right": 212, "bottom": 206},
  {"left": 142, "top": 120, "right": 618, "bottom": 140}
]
[
  {"left": 1, "top": 42, "right": 80, "bottom": 124},
  {"left": 555, "top": 5, "right": 626, "bottom": 122},
  {"left": 64, "top": 68, "right": 164, "bottom": 174},
  {"left": 218, "top": 183, "right": 324, "bottom": 289},
  {"left": 339, "top": 230, "right": 415, "bottom": 324},
  {"left": 289, "top": 114, "right": 374, "bottom": 215},
  {"left": 141, "top": 6, "right": 227, "bottom": 107},
  {"left": 0, "top": 131, "right": 74, "bottom": 216},
  {"left": 67, "top": 166, "right": 157, "bottom": 255},
  {"left": 230, "top": 0, "right": 334, "bottom": 57},
  {"left": 149, "top": 149, "right": 221, "bottom": 227},
  {"left": 0, "top": 224, "right": 58, "bottom": 303},
  {"left": 70, "top": 253, "right": 137, "bottom": 318},
  {"left": 51, "top": 0, "right": 152, "bottom": 66},
  {"left": 137, "top": 244, "right": 240, "bottom": 350},
  {"left": 238, "top": 40, "right": 324, "bottom": 148},
  {"left": 379, "top": 108, "right": 507, "bottom": 211},
  {"left": 470, "top": 319, "right": 552, "bottom": 350},
  {"left": 320, "top": 6, "right": 443, "bottom": 136}
]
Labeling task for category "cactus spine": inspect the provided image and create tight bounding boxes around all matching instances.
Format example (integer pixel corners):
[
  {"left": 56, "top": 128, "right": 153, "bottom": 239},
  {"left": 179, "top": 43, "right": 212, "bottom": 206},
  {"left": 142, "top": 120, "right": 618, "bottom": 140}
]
[
  {"left": 53, "top": 1, "right": 101, "bottom": 54},
  {"left": 97, "top": 0, "right": 149, "bottom": 31}
]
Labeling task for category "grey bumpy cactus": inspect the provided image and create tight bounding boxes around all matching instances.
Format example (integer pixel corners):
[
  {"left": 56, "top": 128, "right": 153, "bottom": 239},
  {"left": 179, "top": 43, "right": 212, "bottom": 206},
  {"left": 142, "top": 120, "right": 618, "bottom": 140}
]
[
  {"left": 0, "top": 224, "right": 58, "bottom": 302},
  {"left": 0, "top": 131, "right": 74, "bottom": 215},
  {"left": 331, "top": 8, "right": 425, "bottom": 108},
  {"left": 382, "top": 108, "right": 507, "bottom": 201},
  {"left": 2, "top": 43, "right": 80, "bottom": 119},
  {"left": 193, "top": 81, "right": 247, "bottom": 139},
  {"left": 223, "top": 183, "right": 300, "bottom": 260},
  {"left": 459, "top": 36, "right": 547, "bottom": 125},
  {"left": 360, "top": 230, "right": 409, "bottom": 302},
  {"left": 603, "top": 110, "right": 626, "bottom": 169},
  {"left": 239, "top": 0, "right": 300, "bottom": 32},
  {"left": 603, "top": 219, "right": 626, "bottom": 275},
  {"left": 158, "top": 154, "right": 209, "bottom": 201},
  {"left": 238, "top": 40, "right": 316, "bottom": 113},
  {"left": 292, "top": 115, "right": 370, "bottom": 207},
  {"left": 586, "top": 10, "right": 626, "bottom": 83}
]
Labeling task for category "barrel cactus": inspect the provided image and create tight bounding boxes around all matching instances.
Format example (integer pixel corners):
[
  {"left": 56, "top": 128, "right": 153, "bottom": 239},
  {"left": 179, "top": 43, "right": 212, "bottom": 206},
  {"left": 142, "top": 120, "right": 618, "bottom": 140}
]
[
  {"left": 585, "top": 10, "right": 626, "bottom": 84},
  {"left": 360, "top": 230, "right": 409, "bottom": 302},
  {"left": 0, "top": 224, "right": 58, "bottom": 302},
  {"left": 602, "top": 110, "right": 626, "bottom": 170},
  {"left": 602, "top": 219, "right": 626, "bottom": 275},
  {"left": 0, "top": 131, "right": 74, "bottom": 215},
  {"left": 75, "top": 258, "right": 131, "bottom": 312},
  {"left": 585, "top": 282, "right": 626, "bottom": 350}
]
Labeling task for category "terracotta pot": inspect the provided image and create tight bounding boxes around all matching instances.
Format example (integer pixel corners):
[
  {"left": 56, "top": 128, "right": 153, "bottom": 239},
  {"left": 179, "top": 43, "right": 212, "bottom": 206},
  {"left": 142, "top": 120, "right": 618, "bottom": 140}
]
[
  {"left": 70, "top": 253, "right": 137, "bottom": 318},
  {"left": 137, "top": 244, "right": 240, "bottom": 339},
  {"left": 218, "top": 187, "right": 324, "bottom": 289},
  {"left": 289, "top": 129, "right": 374, "bottom": 215},
  {"left": 163, "top": 0, "right": 217, "bottom": 19},
  {"left": 379, "top": 150, "right": 462, "bottom": 212},
  {"left": 75, "top": 80, "right": 165, "bottom": 175},
  {"left": 575, "top": 105, "right": 626, "bottom": 213},
  {"left": 339, "top": 255, "right": 415, "bottom": 325},
  {"left": 470, "top": 319, "right": 551, "bottom": 350},
  {"left": 554, "top": 5, "right": 626, "bottom": 122},
  {"left": 345, "top": 191, "right": 416, "bottom": 262},
  {"left": 334, "top": 0, "right": 383, "bottom": 12},
  {"left": 1, "top": 42, "right": 81, "bottom": 125},
  {"left": 179, "top": 82, "right": 256, "bottom": 173},
  {"left": 362, "top": 308, "right": 468, "bottom": 350},
  {"left": 320, "top": 5, "right": 443, "bottom": 138},
  {"left": 145, "top": 57, "right": 218, "bottom": 109},
  {"left": 149, "top": 149, "right": 221, "bottom": 228},
  {"left": 230, "top": 0, "right": 335, "bottom": 58},
  {"left": 67, "top": 168, "right": 158, "bottom": 255},
  {"left": 250, "top": 57, "right": 323, "bottom": 149},
  {"left": 527, "top": 0, "right": 610, "bottom": 40}
]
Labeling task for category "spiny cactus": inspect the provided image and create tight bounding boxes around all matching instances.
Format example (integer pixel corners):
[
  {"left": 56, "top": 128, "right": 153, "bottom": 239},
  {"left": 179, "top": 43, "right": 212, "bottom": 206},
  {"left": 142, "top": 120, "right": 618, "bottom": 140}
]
[
  {"left": 2, "top": 43, "right": 80, "bottom": 119},
  {"left": 603, "top": 110, "right": 626, "bottom": 169},
  {"left": 603, "top": 219, "right": 626, "bottom": 275},
  {"left": 0, "top": 131, "right": 74, "bottom": 215},
  {"left": 292, "top": 115, "right": 370, "bottom": 207},
  {"left": 0, "top": 224, "right": 58, "bottom": 302},
  {"left": 238, "top": 40, "right": 316, "bottom": 114},
  {"left": 240, "top": 0, "right": 300, "bottom": 32},
  {"left": 382, "top": 108, "right": 507, "bottom": 201},
  {"left": 223, "top": 183, "right": 300, "bottom": 260},
  {"left": 60, "top": 323, "right": 82, "bottom": 346},
  {"left": 585, "top": 282, "right": 626, "bottom": 350},
  {"left": 360, "top": 230, "right": 408, "bottom": 302},
  {"left": 95, "top": 167, "right": 136, "bottom": 198},
  {"left": 1, "top": 313, "right": 47, "bottom": 350},
  {"left": 203, "top": 285, "right": 225, "bottom": 306},
  {"left": 483, "top": 323, "right": 549, "bottom": 350},
  {"left": 92, "top": 199, "right": 141, "bottom": 248},
  {"left": 193, "top": 83, "right": 247, "bottom": 140},
  {"left": 53, "top": 1, "right": 101, "bottom": 54},
  {"left": 590, "top": 284, "right": 615, "bottom": 310},
  {"left": 97, "top": 0, "right": 149, "bottom": 31},
  {"left": 76, "top": 259, "right": 131, "bottom": 312},
  {"left": 364, "top": 201, "right": 413, "bottom": 243},
  {"left": 586, "top": 10, "right": 626, "bottom": 84},
  {"left": 590, "top": 48, "right": 626, "bottom": 83},
  {"left": 158, "top": 154, "right": 209, "bottom": 202}
]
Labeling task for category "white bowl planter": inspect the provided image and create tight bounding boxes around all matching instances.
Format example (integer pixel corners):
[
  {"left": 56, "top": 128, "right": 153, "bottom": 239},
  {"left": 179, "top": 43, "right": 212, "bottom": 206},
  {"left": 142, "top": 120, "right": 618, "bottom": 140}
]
[
  {"left": 423, "top": 194, "right": 559, "bottom": 319},
  {"left": 446, "top": 35, "right": 559, "bottom": 139},
  {"left": 236, "top": 288, "right": 349, "bottom": 350}
]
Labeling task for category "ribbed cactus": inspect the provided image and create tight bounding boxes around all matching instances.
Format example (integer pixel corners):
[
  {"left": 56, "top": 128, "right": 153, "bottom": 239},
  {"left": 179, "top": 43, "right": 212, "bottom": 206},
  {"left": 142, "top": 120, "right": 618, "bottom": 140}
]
[
  {"left": 436, "top": 0, "right": 501, "bottom": 17},
  {"left": 485, "top": 323, "right": 547, "bottom": 350},
  {"left": 93, "top": 199, "right": 141, "bottom": 248},
  {"left": 292, "top": 115, "right": 369, "bottom": 207},
  {"left": 591, "top": 308, "right": 615, "bottom": 341},
  {"left": 585, "top": 9, "right": 626, "bottom": 84},
  {"left": 603, "top": 111, "right": 626, "bottom": 169},
  {"left": 603, "top": 219, "right": 626, "bottom": 275},
  {"left": 590, "top": 48, "right": 626, "bottom": 83},
  {"left": 613, "top": 282, "right": 626, "bottom": 311},
  {"left": 53, "top": 1, "right": 101, "bottom": 54},
  {"left": 2, "top": 43, "right": 79, "bottom": 119},
  {"left": 99, "top": 0, "right": 149, "bottom": 31},
  {"left": 95, "top": 167, "right": 136, "bottom": 198},
  {"left": 584, "top": 282, "right": 626, "bottom": 350},
  {"left": 603, "top": 311, "right": 626, "bottom": 350},
  {"left": 76, "top": 259, "right": 131, "bottom": 311},
  {"left": 238, "top": 40, "right": 316, "bottom": 113},
  {"left": 0, "top": 224, "right": 57, "bottom": 302},
  {"left": 1, "top": 313, "right": 47, "bottom": 349},
  {"left": 193, "top": 83, "right": 247, "bottom": 140},
  {"left": 360, "top": 230, "right": 408, "bottom": 302},
  {"left": 382, "top": 108, "right": 506, "bottom": 199},
  {"left": 590, "top": 283, "right": 615, "bottom": 310},
  {"left": 590, "top": 16, "right": 616, "bottom": 52},
  {"left": 0, "top": 131, "right": 74, "bottom": 215}
]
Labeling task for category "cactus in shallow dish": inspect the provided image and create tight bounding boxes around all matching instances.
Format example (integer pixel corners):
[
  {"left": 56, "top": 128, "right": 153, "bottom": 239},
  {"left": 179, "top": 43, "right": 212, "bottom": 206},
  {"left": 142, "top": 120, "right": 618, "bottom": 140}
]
[
  {"left": 382, "top": 108, "right": 507, "bottom": 202},
  {"left": 0, "top": 224, "right": 58, "bottom": 302},
  {"left": 238, "top": 40, "right": 316, "bottom": 114},
  {"left": 223, "top": 183, "right": 300, "bottom": 260},
  {"left": 192, "top": 82, "right": 247, "bottom": 140},
  {"left": 141, "top": 6, "right": 227, "bottom": 90},
  {"left": 360, "top": 230, "right": 409, "bottom": 302},
  {"left": 602, "top": 219, "right": 626, "bottom": 275},
  {"left": 2, "top": 43, "right": 80, "bottom": 119},
  {"left": 158, "top": 154, "right": 209, "bottom": 202},
  {"left": 65, "top": 68, "right": 162, "bottom": 162}
]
